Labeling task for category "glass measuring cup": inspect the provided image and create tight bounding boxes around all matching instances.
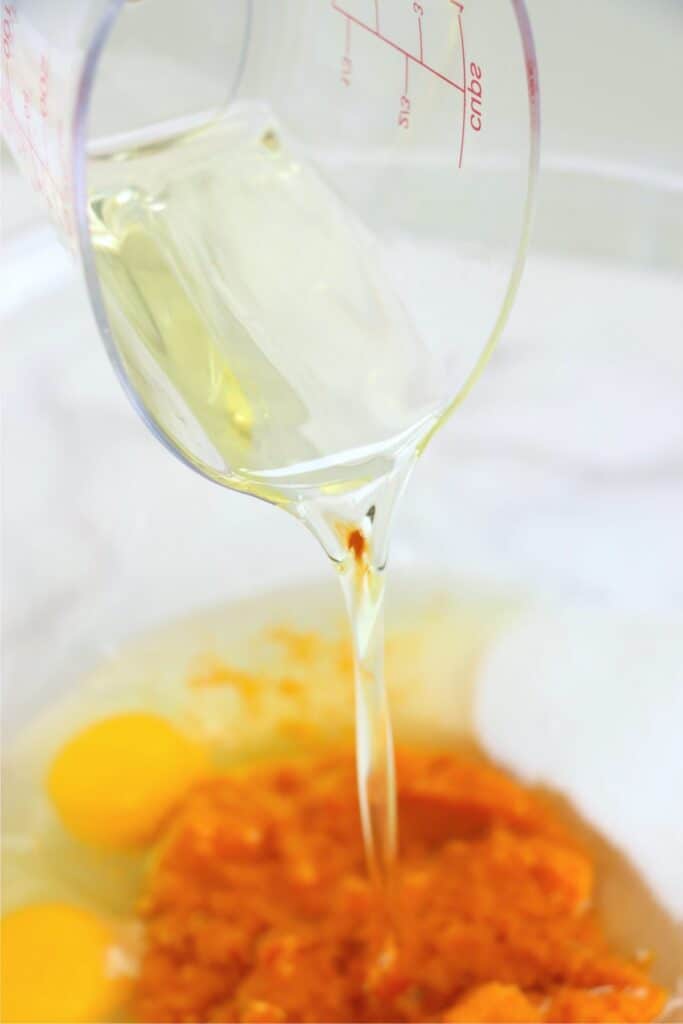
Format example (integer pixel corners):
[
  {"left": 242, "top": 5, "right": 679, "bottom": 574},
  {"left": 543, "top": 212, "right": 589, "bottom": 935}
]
[{"left": 1, "top": 0, "right": 539, "bottom": 496}]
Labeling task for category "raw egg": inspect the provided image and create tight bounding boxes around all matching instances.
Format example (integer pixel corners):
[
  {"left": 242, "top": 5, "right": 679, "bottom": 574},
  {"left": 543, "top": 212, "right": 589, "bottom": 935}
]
[
  {"left": 47, "top": 712, "right": 206, "bottom": 849},
  {"left": 0, "top": 903, "right": 125, "bottom": 1023}
]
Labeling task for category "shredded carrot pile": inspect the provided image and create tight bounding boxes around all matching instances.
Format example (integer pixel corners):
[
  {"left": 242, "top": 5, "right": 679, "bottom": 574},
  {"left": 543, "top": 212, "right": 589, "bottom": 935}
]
[{"left": 134, "top": 750, "right": 666, "bottom": 1023}]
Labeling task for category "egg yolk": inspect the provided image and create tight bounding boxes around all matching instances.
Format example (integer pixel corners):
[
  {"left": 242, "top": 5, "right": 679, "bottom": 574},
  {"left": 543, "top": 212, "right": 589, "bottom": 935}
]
[
  {"left": 47, "top": 712, "right": 207, "bottom": 849},
  {"left": 1, "top": 903, "right": 124, "bottom": 1023}
]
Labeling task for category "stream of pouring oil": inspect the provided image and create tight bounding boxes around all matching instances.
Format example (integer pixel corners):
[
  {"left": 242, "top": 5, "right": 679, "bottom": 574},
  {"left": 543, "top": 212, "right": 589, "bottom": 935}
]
[{"left": 88, "top": 107, "right": 444, "bottom": 888}]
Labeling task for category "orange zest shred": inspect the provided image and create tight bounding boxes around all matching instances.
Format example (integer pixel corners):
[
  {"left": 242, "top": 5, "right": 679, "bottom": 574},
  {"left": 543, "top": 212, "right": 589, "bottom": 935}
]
[
  {"left": 133, "top": 750, "right": 666, "bottom": 1024},
  {"left": 267, "top": 628, "right": 324, "bottom": 665},
  {"left": 188, "top": 657, "right": 263, "bottom": 709}
]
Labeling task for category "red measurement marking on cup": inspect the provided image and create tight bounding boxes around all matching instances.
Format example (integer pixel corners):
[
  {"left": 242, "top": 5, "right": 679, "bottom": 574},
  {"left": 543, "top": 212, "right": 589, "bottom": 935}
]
[
  {"left": 1, "top": 3, "right": 16, "bottom": 124},
  {"left": 3, "top": 106, "right": 55, "bottom": 186},
  {"left": 412, "top": 3, "right": 424, "bottom": 62},
  {"left": 332, "top": 1, "right": 464, "bottom": 92},
  {"left": 457, "top": 12, "right": 466, "bottom": 168},
  {"left": 1, "top": 29, "right": 73, "bottom": 236},
  {"left": 2, "top": 3, "right": 15, "bottom": 61},
  {"left": 1, "top": 93, "right": 73, "bottom": 232},
  {"left": 398, "top": 56, "right": 411, "bottom": 128},
  {"left": 332, "top": 0, "right": 470, "bottom": 166},
  {"left": 39, "top": 54, "right": 49, "bottom": 118},
  {"left": 341, "top": 15, "right": 352, "bottom": 84}
]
